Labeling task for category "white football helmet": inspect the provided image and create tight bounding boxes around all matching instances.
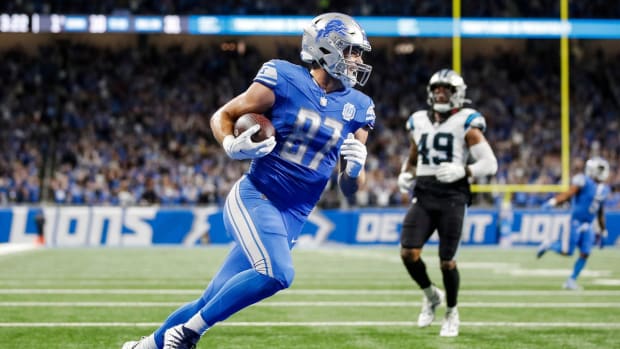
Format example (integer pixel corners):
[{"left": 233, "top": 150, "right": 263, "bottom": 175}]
[
  {"left": 300, "top": 12, "right": 372, "bottom": 87},
  {"left": 427, "top": 69, "right": 468, "bottom": 113},
  {"left": 585, "top": 157, "right": 610, "bottom": 182}
]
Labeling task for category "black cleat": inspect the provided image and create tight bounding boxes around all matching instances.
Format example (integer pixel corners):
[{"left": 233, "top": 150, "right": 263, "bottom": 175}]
[{"left": 163, "top": 325, "right": 200, "bottom": 349}]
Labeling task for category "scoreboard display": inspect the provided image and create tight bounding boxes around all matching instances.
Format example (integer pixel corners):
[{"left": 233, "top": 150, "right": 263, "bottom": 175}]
[
  {"left": 1, "top": 13, "right": 619, "bottom": 38},
  {"left": 1, "top": 13, "right": 185, "bottom": 34}
]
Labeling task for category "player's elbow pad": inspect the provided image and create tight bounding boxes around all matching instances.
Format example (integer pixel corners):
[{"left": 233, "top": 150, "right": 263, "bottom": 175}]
[{"left": 467, "top": 142, "right": 498, "bottom": 177}]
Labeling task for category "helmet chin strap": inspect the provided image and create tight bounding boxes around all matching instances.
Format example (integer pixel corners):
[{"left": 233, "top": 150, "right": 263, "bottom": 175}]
[
  {"left": 338, "top": 74, "right": 355, "bottom": 88},
  {"left": 319, "top": 60, "right": 356, "bottom": 88}
]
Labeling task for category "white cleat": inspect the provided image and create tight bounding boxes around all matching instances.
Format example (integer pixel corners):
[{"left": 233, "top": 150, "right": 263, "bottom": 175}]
[
  {"left": 440, "top": 307, "right": 460, "bottom": 337},
  {"left": 121, "top": 335, "right": 155, "bottom": 349},
  {"left": 417, "top": 286, "right": 444, "bottom": 328},
  {"left": 121, "top": 341, "right": 140, "bottom": 349},
  {"left": 563, "top": 278, "right": 583, "bottom": 291}
]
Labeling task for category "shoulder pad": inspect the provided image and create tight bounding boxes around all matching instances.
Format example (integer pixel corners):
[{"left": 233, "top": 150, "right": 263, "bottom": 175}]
[
  {"left": 462, "top": 109, "right": 486, "bottom": 132},
  {"left": 406, "top": 110, "right": 427, "bottom": 131},
  {"left": 572, "top": 173, "right": 586, "bottom": 187}
]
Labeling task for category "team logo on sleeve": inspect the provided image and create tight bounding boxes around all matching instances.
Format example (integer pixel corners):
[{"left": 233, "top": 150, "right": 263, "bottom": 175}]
[
  {"left": 257, "top": 63, "right": 278, "bottom": 83},
  {"left": 342, "top": 103, "right": 356, "bottom": 121},
  {"left": 365, "top": 105, "right": 376, "bottom": 122}
]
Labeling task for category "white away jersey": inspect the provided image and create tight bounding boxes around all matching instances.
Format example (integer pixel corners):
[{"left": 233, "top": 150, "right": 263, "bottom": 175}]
[{"left": 405, "top": 108, "right": 486, "bottom": 177}]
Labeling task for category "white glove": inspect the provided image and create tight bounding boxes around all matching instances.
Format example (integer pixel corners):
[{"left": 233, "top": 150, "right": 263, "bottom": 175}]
[
  {"left": 222, "top": 124, "right": 276, "bottom": 160},
  {"left": 435, "top": 162, "right": 466, "bottom": 183},
  {"left": 397, "top": 172, "right": 415, "bottom": 194},
  {"left": 340, "top": 134, "right": 367, "bottom": 178}
]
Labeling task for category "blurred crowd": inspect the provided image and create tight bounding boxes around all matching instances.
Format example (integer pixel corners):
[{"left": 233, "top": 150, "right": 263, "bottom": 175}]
[
  {"left": 2, "top": 0, "right": 619, "bottom": 18},
  {"left": 1, "top": 37, "right": 619, "bottom": 209}
]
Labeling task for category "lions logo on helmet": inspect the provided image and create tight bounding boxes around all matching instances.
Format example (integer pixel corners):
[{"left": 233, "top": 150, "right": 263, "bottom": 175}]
[
  {"left": 316, "top": 19, "right": 348, "bottom": 41},
  {"left": 300, "top": 12, "right": 372, "bottom": 87},
  {"left": 585, "top": 157, "right": 610, "bottom": 182},
  {"left": 427, "top": 69, "right": 469, "bottom": 113}
]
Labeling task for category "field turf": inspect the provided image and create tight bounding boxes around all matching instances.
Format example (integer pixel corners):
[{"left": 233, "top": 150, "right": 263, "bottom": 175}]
[{"left": 1, "top": 245, "right": 619, "bottom": 348}]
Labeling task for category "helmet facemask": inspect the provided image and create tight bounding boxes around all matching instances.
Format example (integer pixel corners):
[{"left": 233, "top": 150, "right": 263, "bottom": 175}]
[
  {"left": 429, "top": 83, "right": 456, "bottom": 113},
  {"left": 426, "top": 69, "right": 468, "bottom": 113}
]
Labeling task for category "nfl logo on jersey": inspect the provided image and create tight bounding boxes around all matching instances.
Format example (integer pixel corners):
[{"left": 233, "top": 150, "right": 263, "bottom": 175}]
[{"left": 342, "top": 103, "right": 356, "bottom": 121}]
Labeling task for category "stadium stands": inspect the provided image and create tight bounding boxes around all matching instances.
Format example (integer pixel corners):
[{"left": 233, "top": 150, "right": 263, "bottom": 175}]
[
  {"left": 0, "top": 1, "right": 618, "bottom": 208},
  {"left": 0, "top": 38, "right": 618, "bottom": 208},
  {"left": 2, "top": 0, "right": 619, "bottom": 18}
]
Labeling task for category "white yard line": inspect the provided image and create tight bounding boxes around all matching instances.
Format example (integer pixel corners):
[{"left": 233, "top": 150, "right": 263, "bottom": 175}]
[
  {"left": 0, "top": 321, "right": 618, "bottom": 328},
  {"left": 312, "top": 249, "right": 614, "bottom": 277},
  {"left": 1, "top": 301, "right": 620, "bottom": 308},
  {"left": 592, "top": 279, "right": 620, "bottom": 286},
  {"left": 0, "top": 243, "right": 39, "bottom": 256},
  {"left": 0, "top": 289, "right": 199, "bottom": 295},
  {"left": 2, "top": 288, "right": 620, "bottom": 296},
  {"left": 0, "top": 280, "right": 203, "bottom": 286}
]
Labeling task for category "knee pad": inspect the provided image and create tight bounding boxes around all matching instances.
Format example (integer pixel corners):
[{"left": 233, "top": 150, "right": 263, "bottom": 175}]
[
  {"left": 400, "top": 248, "right": 421, "bottom": 262},
  {"left": 275, "top": 263, "right": 295, "bottom": 289},
  {"left": 255, "top": 260, "right": 295, "bottom": 289},
  {"left": 440, "top": 260, "right": 456, "bottom": 270}
]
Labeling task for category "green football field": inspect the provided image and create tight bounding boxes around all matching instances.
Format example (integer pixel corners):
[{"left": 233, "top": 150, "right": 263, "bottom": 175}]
[{"left": 1, "top": 245, "right": 619, "bottom": 349}]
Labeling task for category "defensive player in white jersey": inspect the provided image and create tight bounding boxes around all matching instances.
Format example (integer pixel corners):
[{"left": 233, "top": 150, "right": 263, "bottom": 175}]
[
  {"left": 397, "top": 69, "right": 498, "bottom": 337},
  {"left": 121, "top": 12, "right": 375, "bottom": 349}
]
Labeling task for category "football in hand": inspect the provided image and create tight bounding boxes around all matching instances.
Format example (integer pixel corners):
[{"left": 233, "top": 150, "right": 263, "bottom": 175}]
[{"left": 234, "top": 113, "right": 275, "bottom": 142}]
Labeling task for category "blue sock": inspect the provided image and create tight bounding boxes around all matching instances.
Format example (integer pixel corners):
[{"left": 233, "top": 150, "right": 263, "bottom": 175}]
[
  {"left": 571, "top": 257, "right": 587, "bottom": 280},
  {"left": 199, "top": 269, "right": 284, "bottom": 327}
]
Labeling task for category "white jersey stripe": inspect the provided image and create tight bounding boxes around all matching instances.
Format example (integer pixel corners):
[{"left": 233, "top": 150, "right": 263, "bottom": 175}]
[
  {"left": 230, "top": 178, "right": 273, "bottom": 277},
  {"left": 224, "top": 181, "right": 256, "bottom": 269},
  {"left": 254, "top": 62, "right": 278, "bottom": 87},
  {"left": 228, "top": 180, "right": 268, "bottom": 275}
]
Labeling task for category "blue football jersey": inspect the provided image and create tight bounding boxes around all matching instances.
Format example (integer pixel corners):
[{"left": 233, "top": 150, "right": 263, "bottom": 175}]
[
  {"left": 571, "top": 173, "right": 610, "bottom": 223},
  {"left": 249, "top": 59, "right": 375, "bottom": 217}
]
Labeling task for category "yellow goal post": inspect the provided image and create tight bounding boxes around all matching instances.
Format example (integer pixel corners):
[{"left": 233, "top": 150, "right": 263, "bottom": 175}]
[{"left": 452, "top": 0, "right": 571, "bottom": 195}]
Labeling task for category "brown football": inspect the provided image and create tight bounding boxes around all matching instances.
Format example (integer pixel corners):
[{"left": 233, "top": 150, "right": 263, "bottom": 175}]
[{"left": 234, "top": 113, "right": 275, "bottom": 142}]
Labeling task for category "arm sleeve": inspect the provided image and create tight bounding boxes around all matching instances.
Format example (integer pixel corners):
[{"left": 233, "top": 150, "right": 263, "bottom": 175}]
[{"left": 467, "top": 141, "right": 498, "bottom": 177}]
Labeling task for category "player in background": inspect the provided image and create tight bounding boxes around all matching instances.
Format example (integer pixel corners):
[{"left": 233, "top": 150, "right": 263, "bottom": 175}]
[
  {"left": 122, "top": 12, "right": 375, "bottom": 349},
  {"left": 537, "top": 157, "right": 611, "bottom": 290},
  {"left": 397, "top": 69, "right": 498, "bottom": 337}
]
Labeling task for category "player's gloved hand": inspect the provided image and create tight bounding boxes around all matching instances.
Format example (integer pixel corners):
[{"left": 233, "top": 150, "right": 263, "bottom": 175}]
[
  {"left": 435, "top": 162, "right": 466, "bottom": 183},
  {"left": 222, "top": 124, "right": 276, "bottom": 160},
  {"left": 341, "top": 134, "right": 367, "bottom": 178},
  {"left": 595, "top": 229, "right": 608, "bottom": 249},
  {"left": 397, "top": 172, "right": 415, "bottom": 194},
  {"left": 541, "top": 198, "right": 556, "bottom": 210}
]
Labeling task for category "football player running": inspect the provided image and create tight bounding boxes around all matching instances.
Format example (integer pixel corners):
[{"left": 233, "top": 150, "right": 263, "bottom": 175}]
[
  {"left": 122, "top": 12, "right": 376, "bottom": 349},
  {"left": 397, "top": 69, "right": 498, "bottom": 337},
  {"left": 537, "top": 157, "right": 611, "bottom": 290}
]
